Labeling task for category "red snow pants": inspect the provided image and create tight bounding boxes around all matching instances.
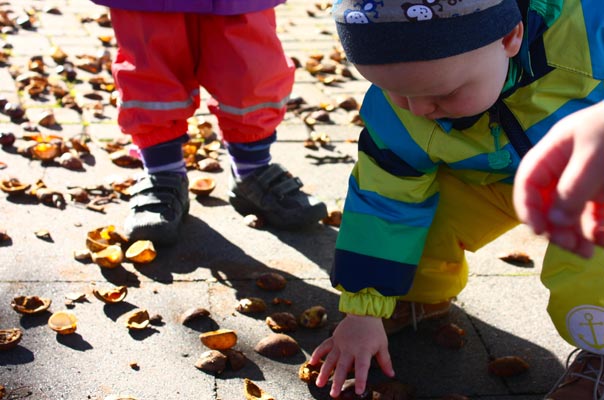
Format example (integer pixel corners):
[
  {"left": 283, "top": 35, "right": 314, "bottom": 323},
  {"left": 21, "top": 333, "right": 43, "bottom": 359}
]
[{"left": 109, "top": 8, "right": 295, "bottom": 149}]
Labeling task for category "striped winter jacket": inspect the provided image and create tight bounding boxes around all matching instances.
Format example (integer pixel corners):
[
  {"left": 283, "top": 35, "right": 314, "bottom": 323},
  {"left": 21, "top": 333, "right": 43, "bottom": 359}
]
[
  {"left": 90, "top": 0, "right": 285, "bottom": 14},
  {"left": 332, "top": 0, "right": 604, "bottom": 318}
]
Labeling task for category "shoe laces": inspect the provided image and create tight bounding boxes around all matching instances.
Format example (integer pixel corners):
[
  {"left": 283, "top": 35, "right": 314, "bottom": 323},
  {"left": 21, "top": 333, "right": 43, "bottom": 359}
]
[{"left": 545, "top": 348, "right": 604, "bottom": 400}]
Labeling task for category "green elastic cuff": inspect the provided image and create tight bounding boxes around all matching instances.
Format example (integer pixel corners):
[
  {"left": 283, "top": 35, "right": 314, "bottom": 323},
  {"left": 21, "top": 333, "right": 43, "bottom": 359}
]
[{"left": 338, "top": 287, "right": 398, "bottom": 318}]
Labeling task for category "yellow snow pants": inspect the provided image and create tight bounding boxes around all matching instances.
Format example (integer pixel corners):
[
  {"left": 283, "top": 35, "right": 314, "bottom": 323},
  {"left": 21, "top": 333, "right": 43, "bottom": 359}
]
[{"left": 399, "top": 169, "right": 604, "bottom": 353}]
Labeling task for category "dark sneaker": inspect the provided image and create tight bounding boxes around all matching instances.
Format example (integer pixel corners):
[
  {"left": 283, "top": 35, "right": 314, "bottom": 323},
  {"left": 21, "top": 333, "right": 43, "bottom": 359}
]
[
  {"left": 382, "top": 299, "right": 452, "bottom": 335},
  {"left": 545, "top": 349, "right": 604, "bottom": 400},
  {"left": 228, "top": 163, "right": 327, "bottom": 229},
  {"left": 124, "top": 172, "right": 189, "bottom": 246}
]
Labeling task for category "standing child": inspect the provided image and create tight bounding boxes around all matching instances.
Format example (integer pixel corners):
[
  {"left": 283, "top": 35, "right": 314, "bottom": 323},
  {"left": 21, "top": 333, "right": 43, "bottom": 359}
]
[
  {"left": 90, "top": 0, "right": 328, "bottom": 245},
  {"left": 310, "top": 0, "right": 604, "bottom": 398}
]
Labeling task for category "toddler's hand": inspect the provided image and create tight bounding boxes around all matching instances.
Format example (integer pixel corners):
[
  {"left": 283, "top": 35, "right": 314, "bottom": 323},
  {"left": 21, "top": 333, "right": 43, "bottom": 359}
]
[
  {"left": 309, "top": 314, "right": 394, "bottom": 398},
  {"left": 514, "top": 101, "right": 604, "bottom": 257}
]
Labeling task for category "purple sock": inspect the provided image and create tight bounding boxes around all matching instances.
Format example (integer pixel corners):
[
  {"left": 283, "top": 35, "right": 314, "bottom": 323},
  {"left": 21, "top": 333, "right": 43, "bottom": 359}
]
[
  {"left": 139, "top": 134, "right": 188, "bottom": 176},
  {"left": 225, "top": 132, "right": 276, "bottom": 178}
]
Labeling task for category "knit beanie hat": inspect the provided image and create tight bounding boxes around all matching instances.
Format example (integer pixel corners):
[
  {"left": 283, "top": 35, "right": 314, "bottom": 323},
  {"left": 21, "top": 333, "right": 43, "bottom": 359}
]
[{"left": 333, "top": 0, "right": 522, "bottom": 64}]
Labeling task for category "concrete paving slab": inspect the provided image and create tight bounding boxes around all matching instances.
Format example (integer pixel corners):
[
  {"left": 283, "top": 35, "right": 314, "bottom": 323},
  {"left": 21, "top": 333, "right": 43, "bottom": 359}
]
[{"left": 0, "top": 1, "right": 583, "bottom": 399}]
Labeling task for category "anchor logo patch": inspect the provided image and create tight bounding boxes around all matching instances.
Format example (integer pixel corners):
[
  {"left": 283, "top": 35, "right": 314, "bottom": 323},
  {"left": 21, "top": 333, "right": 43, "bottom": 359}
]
[{"left": 567, "top": 305, "right": 604, "bottom": 355}]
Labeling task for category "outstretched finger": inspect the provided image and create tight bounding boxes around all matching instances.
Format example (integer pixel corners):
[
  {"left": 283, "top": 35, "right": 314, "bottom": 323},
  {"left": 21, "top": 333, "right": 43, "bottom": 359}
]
[
  {"left": 514, "top": 149, "right": 564, "bottom": 233},
  {"left": 313, "top": 340, "right": 335, "bottom": 388},
  {"left": 330, "top": 356, "right": 354, "bottom": 398},
  {"left": 310, "top": 338, "right": 332, "bottom": 365},
  {"left": 375, "top": 348, "right": 395, "bottom": 378},
  {"left": 352, "top": 354, "right": 376, "bottom": 395},
  {"left": 553, "top": 153, "right": 602, "bottom": 227}
]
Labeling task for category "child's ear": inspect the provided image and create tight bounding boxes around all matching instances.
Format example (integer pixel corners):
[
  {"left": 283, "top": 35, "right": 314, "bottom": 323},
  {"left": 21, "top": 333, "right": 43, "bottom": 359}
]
[{"left": 502, "top": 22, "right": 524, "bottom": 57}]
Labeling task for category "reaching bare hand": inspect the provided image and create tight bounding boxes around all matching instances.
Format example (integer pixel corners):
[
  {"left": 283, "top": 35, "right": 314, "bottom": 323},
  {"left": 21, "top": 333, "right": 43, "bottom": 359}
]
[{"left": 309, "top": 314, "right": 395, "bottom": 398}]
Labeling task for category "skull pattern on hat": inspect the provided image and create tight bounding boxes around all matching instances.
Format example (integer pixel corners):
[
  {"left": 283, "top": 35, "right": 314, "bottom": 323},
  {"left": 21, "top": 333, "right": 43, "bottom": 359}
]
[{"left": 333, "top": 0, "right": 505, "bottom": 24}]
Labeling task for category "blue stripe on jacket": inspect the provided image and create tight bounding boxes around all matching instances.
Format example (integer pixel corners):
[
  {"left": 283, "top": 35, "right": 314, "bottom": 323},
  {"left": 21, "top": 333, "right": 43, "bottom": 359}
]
[
  {"left": 581, "top": 0, "right": 604, "bottom": 78},
  {"left": 358, "top": 128, "right": 423, "bottom": 177},
  {"left": 362, "top": 85, "right": 437, "bottom": 173},
  {"left": 526, "top": 82, "right": 604, "bottom": 145},
  {"left": 331, "top": 249, "right": 417, "bottom": 296},
  {"left": 345, "top": 177, "right": 439, "bottom": 227}
]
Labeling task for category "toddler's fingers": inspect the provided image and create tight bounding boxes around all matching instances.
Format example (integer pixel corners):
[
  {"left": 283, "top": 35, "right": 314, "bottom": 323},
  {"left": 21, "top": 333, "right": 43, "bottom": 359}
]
[
  {"left": 553, "top": 165, "right": 602, "bottom": 227},
  {"left": 375, "top": 348, "right": 395, "bottom": 378},
  {"left": 549, "top": 228, "right": 594, "bottom": 258},
  {"left": 514, "top": 155, "right": 560, "bottom": 233},
  {"left": 329, "top": 356, "right": 353, "bottom": 398},
  {"left": 353, "top": 355, "right": 372, "bottom": 395},
  {"left": 310, "top": 338, "right": 332, "bottom": 365},
  {"left": 312, "top": 340, "right": 334, "bottom": 388}
]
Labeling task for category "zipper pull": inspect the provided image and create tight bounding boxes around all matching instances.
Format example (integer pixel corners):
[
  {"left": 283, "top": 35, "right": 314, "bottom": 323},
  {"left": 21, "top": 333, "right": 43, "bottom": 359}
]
[{"left": 487, "top": 106, "right": 511, "bottom": 170}]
